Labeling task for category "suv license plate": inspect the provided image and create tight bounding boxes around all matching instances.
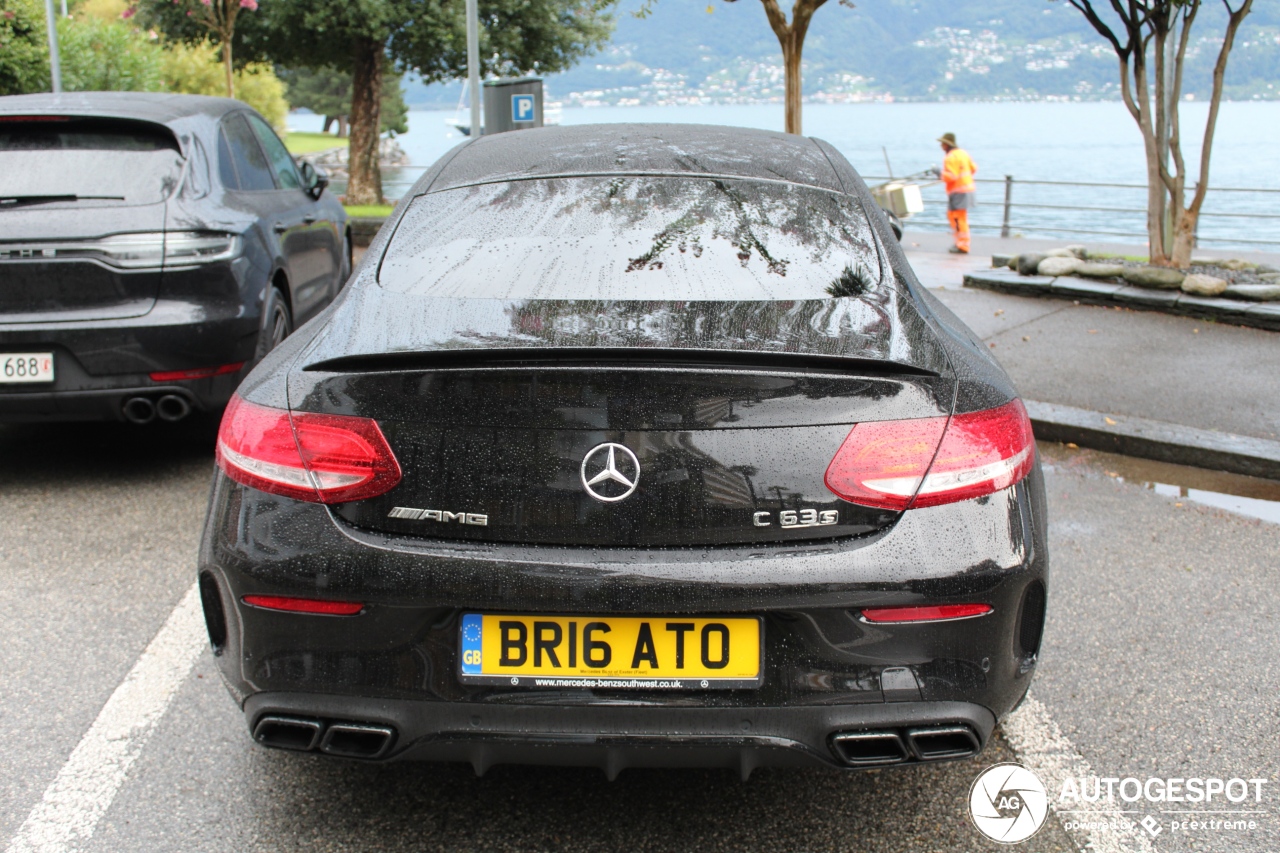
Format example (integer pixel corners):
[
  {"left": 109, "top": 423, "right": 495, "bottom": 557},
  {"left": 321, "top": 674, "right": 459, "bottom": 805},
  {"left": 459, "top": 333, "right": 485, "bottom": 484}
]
[
  {"left": 1, "top": 353, "right": 54, "bottom": 384},
  {"left": 458, "top": 613, "right": 763, "bottom": 689}
]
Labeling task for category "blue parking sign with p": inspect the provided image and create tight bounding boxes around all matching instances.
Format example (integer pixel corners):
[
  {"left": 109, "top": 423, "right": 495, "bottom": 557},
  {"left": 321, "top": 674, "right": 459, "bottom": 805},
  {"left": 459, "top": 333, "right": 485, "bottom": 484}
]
[{"left": 512, "top": 94, "right": 535, "bottom": 123}]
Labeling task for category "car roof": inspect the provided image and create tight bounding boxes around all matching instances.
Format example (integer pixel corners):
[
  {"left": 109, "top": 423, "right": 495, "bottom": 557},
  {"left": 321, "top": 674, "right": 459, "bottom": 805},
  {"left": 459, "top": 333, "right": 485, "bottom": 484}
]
[
  {"left": 0, "top": 92, "right": 246, "bottom": 125},
  {"left": 428, "top": 123, "right": 846, "bottom": 193}
]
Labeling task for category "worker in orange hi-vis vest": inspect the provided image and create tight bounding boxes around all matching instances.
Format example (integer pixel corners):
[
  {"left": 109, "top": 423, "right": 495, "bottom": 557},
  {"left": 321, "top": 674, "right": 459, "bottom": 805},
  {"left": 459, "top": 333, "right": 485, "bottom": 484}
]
[{"left": 938, "top": 132, "right": 977, "bottom": 254}]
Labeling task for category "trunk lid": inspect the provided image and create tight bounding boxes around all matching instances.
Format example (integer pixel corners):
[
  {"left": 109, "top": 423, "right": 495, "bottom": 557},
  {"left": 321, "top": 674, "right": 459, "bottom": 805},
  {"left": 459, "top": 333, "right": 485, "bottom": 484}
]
[
  {"left": 0, "top": 116, "right": 182, "bottom": 322},
  {"left": 0, "top": 204, "right": 167, "bottom": 322},
  {"left": 299, "top": 362, "right": 952, "bottom": 547}
]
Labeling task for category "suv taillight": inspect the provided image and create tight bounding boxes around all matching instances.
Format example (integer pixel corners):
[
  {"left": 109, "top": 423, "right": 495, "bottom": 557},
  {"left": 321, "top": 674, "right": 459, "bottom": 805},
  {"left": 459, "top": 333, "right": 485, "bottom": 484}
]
[
  {"left": 215, "top": 395, "right": 401, "bottom": 503},
  {"left": 824, "top": 399, "right": 1035, "bottom": 511}
]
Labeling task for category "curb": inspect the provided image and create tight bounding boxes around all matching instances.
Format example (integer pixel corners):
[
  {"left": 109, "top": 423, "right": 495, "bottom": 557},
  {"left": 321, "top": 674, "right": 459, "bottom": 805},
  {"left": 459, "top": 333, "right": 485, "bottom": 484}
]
[
  {"left": 1025, "top": 400, "right": 1280, "bottom": 481},
  {"left": 349, "top": 216, "right": 388, "bottom": 248},
  {"left": 964, "top": 268, "right": 1280, "bottom": 332}
]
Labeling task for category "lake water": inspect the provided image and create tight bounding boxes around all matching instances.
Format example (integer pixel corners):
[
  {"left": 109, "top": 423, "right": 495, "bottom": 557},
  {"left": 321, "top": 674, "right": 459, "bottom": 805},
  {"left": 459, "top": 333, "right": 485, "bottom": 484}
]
[{"left": 290, "top": 101, "right": 1280, "bottom": 251}]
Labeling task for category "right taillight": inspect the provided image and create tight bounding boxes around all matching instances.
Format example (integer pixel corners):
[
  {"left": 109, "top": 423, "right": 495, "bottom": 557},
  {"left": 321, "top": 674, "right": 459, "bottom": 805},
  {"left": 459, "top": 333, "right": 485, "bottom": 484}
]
[
  {"left": 216, "top": 394, "right": 401, "bottom": 504},
  {"left": 825, "top": 399, "right": 1035, "bottom": 511}
]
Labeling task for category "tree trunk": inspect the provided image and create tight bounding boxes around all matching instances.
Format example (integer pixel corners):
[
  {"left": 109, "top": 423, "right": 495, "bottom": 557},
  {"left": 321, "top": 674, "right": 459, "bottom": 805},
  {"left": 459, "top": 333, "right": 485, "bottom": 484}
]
[
  {"left": 782, "top": 37, "right": 802, "bottom": 135},
  {"left": 1169, "top": 207, "right": 1198, "bottom": 267},
  {"left": 222, "top": 39, "right": 234, "bottom": 99},
  {"left": 347, "top": 38, "right": 384, "bottom": 206}
]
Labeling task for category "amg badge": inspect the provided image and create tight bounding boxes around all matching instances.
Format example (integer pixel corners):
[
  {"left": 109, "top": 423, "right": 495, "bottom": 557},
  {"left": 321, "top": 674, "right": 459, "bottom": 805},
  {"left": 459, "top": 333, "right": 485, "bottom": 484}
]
[{"left": 388, "top": 506, "right": 488, "bottom": 526}]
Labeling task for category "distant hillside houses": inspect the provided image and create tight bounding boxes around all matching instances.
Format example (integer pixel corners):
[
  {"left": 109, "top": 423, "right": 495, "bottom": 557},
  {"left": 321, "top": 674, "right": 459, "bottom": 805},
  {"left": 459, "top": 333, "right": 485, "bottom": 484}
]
[{"left": 404, "top": 0, "right": 1280, "bottom": 107}]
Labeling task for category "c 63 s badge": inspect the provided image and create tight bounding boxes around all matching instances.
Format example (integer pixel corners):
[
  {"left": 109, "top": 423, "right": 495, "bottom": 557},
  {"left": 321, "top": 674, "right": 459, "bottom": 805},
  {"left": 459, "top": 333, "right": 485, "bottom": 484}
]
[
  {"left": 753, "top": 509, "right": 838, "bottom": 528},
  {"left": 388, "top": 506, "right": 488, "bottom": 526}
]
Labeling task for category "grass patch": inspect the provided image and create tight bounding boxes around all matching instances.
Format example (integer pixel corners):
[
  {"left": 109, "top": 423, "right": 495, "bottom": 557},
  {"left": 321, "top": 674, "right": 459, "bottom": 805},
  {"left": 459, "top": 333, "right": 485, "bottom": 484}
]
[
  {"left": 285, "top": 131, "right": 349, "bottom": 155},
  {"left": 344, "top": 204, "right": 395, "bottom": 218}
]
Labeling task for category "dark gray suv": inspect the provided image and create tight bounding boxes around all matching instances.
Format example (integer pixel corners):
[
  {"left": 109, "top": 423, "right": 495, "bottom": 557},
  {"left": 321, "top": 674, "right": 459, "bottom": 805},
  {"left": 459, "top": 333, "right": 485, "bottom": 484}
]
[{"left": 0, "top": 92, "right": 350, "bottom": 424}]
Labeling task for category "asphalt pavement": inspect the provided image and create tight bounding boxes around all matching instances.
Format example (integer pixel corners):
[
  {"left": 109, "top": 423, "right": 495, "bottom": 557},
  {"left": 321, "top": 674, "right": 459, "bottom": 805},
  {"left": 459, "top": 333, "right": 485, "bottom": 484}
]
[
  {"left": 904, "top": 230, "right": 1280, "bottom": 443},
  {"left": 2, "top": 419, "right": 1277, "bottom": 852}
]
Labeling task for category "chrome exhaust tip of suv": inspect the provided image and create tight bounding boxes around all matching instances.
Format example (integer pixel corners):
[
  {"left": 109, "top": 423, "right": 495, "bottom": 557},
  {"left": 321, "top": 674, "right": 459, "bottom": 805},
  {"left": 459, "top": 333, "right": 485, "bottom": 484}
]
[
  {"left": 156, "top": 394, "right": 191, "bottom": 422},
  {"left": 122, "top": 396, "right": 156, "bottom": 424}
]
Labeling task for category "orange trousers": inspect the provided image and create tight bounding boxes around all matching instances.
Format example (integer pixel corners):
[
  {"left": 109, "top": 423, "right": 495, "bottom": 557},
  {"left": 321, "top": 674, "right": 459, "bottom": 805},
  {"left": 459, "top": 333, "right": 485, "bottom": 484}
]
[{"left": 947, "top": 209, "right": 970, "bottom": 252}]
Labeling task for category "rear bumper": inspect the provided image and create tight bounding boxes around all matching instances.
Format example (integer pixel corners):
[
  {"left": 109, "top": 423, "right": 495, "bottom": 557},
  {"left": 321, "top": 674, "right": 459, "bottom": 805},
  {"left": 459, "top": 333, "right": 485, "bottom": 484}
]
[
  {"left": 0, "top": 298, "right": 258, "bottom": 422},
  {"left": 242, "top": 692, "right": 998, "bottom": 773},
  {"left": 199, "top": 463, "right": 1050, "bottom": 770}
]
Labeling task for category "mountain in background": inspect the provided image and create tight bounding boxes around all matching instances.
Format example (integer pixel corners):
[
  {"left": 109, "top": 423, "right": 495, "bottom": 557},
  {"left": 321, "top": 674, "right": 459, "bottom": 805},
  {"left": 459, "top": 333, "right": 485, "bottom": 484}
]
[{"left": 405, "top": 0, "right": 1280, "bottom": 108}]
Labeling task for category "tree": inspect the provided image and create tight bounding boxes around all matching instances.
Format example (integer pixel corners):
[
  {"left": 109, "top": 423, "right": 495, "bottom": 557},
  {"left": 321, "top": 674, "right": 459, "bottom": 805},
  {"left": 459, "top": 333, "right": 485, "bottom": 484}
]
[
  {"left": 639, "top": 0, "right": 849, "bottom": 135},
  {"left": 250, "top": 0, "right": 616, "bottom": 205},
  {"left": 57, "top": 15, "right": 165, "bottom": 92},
  {"left": 160, "top": 40, "right": 288, "bottom": 129},
  {"left": 277, "top": 65, "right": 408, "bottom": 138},
  {"left": 1, "top": 0, "right": 51, "bottom": 94},
  {"left": 1061, "top": 0, "right": 1255, "bottom": 268},
  {"left": 128, "top": 0, "right": 260, "bottom": 98}
]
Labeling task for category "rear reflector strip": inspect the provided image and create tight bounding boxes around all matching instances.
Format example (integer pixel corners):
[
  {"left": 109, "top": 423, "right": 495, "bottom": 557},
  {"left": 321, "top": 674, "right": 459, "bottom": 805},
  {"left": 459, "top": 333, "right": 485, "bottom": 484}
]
[
  {"left": 150, "top": 362, "right": 244, "bottom": 382},
  {"left": 860, "top": 604, "right": 993, "bottom": 623},
  {"left": 242, "top": 595, "right": 364, "bottom": 616}
]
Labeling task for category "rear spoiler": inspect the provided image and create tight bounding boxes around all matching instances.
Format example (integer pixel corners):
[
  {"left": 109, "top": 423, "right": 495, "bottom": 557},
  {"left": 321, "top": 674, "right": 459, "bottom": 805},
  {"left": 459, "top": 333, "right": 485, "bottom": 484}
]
[{"left": 304, "top": 347, "right": 940, "bottom": 378}]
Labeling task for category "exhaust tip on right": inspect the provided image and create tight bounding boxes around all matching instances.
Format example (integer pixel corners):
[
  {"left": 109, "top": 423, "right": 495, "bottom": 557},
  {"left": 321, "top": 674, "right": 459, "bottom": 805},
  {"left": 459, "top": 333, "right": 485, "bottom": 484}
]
[
  {"left": 156, "top": 394, "right": 191, "bottom": 422},
  {"left": 320, "top": 723, "right": 395, "bottom": 759},
  {"left": 905, "top": 725, "right": 981, "bottom": 761}
]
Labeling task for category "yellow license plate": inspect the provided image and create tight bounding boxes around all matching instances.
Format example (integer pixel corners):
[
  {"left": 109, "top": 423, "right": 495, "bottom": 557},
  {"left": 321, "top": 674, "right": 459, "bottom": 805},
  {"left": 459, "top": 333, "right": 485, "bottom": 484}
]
[{"left": 458, "top": 613, "right": 762, "bottom": 689}]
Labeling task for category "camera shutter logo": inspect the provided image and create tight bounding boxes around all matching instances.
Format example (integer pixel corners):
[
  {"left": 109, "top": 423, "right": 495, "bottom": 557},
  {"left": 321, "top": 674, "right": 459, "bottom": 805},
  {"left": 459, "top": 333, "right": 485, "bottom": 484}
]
[{"left": 969, "top": 762, "right": 1050, "bottom": 844}]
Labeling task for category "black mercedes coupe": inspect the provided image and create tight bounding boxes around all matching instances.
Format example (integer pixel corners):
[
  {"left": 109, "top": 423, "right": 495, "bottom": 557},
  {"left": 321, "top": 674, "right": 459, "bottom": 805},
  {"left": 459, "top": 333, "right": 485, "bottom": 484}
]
[
  {"left": 199, "top": 124, "right": 1048, "bottom": 775},
  {"left": 0, "top": 93, "right": 349, "bottom": 424}
]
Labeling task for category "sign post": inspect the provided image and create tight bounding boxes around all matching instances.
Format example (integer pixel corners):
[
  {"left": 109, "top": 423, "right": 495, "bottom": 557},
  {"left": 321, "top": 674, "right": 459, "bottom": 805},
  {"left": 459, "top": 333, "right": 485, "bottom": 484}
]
[
  {"left": 465, "top": 0, "right": 480, "bottom": 137},
  {"left": 44, "top": 0, "right": 62, "bottom": 93}
]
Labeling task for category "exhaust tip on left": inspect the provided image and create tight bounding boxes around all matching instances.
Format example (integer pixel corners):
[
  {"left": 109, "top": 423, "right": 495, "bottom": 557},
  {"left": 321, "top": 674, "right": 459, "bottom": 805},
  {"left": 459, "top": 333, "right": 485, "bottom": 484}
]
[{"left": 252, "top": 715, "right": 323, "bottom": 752}]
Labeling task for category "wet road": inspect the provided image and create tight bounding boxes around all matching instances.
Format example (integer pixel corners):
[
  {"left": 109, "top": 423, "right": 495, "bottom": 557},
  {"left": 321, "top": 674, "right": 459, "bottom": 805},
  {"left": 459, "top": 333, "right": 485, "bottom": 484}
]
[{"left": 1, "top": 423, "right": 1276, "bottom": 852}]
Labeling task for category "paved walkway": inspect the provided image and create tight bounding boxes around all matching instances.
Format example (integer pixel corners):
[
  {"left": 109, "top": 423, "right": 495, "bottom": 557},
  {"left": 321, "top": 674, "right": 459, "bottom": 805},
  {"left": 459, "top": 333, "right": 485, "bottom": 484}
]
[{"left": 903, "top": 231, "right": 1280, "bottom": 443}]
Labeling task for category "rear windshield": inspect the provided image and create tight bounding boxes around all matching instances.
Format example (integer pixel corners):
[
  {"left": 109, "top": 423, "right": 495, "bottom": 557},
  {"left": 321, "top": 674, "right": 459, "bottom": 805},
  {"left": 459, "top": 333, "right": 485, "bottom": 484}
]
[
  {"left": 378, "top": 176, "right": 884, "bottom": 300},
  {"left": 0, "top": 118, "right": 183, "bottom": 205}
]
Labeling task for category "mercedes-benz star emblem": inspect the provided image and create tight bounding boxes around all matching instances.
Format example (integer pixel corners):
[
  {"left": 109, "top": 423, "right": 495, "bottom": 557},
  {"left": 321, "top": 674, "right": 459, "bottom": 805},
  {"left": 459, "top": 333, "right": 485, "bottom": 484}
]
[{"left": 580, "top": 442, "right": 640, "bottom": 503}]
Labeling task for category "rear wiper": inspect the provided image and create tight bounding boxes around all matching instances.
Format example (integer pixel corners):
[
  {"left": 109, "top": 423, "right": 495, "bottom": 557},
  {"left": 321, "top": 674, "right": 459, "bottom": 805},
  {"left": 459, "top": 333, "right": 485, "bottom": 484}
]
[{"left": 0, "top": 194, "right": 125, "bottom": 207}]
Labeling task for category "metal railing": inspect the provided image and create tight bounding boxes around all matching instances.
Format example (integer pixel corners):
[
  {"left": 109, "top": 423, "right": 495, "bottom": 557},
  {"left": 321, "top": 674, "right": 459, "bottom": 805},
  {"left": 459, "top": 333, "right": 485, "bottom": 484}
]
[{"left": 860, "top": 175, "right": 1280, "bottom": 250}]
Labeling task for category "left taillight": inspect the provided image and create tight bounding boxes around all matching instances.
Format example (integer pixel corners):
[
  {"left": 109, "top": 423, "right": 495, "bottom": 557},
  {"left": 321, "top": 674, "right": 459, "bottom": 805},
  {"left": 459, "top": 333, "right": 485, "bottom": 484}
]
[
  {"left": 216, "top": 395, "right": 401, "bottom": 504},
  {"left": 825, "top": 399, "right": 1036, "bottom": 511}
]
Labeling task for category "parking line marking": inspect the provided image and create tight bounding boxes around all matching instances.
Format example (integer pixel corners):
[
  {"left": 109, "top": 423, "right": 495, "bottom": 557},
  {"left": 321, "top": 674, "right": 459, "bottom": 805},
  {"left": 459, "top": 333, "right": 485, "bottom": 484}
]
[
  {"left": 1003, "top": 694, "right": 1157, "bottom": 853},
  {"left": 6, "top": 582, "right": 206, "bottom": 853}
]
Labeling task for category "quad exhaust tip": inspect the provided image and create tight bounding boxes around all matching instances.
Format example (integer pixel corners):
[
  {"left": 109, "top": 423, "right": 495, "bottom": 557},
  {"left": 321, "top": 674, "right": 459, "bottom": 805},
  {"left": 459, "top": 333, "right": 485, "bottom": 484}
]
[
  {"left": 831, "top": 724, "right": 980, "bottom": 767},
  {"left": 905, "top": 725, "right": 982, "bottom": 761},
  {"left": 253, "top": 715, "right": 395, "bottom": 759},
  {"left": 830, "top": 731, "right": 909, "bottom": 766}
]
